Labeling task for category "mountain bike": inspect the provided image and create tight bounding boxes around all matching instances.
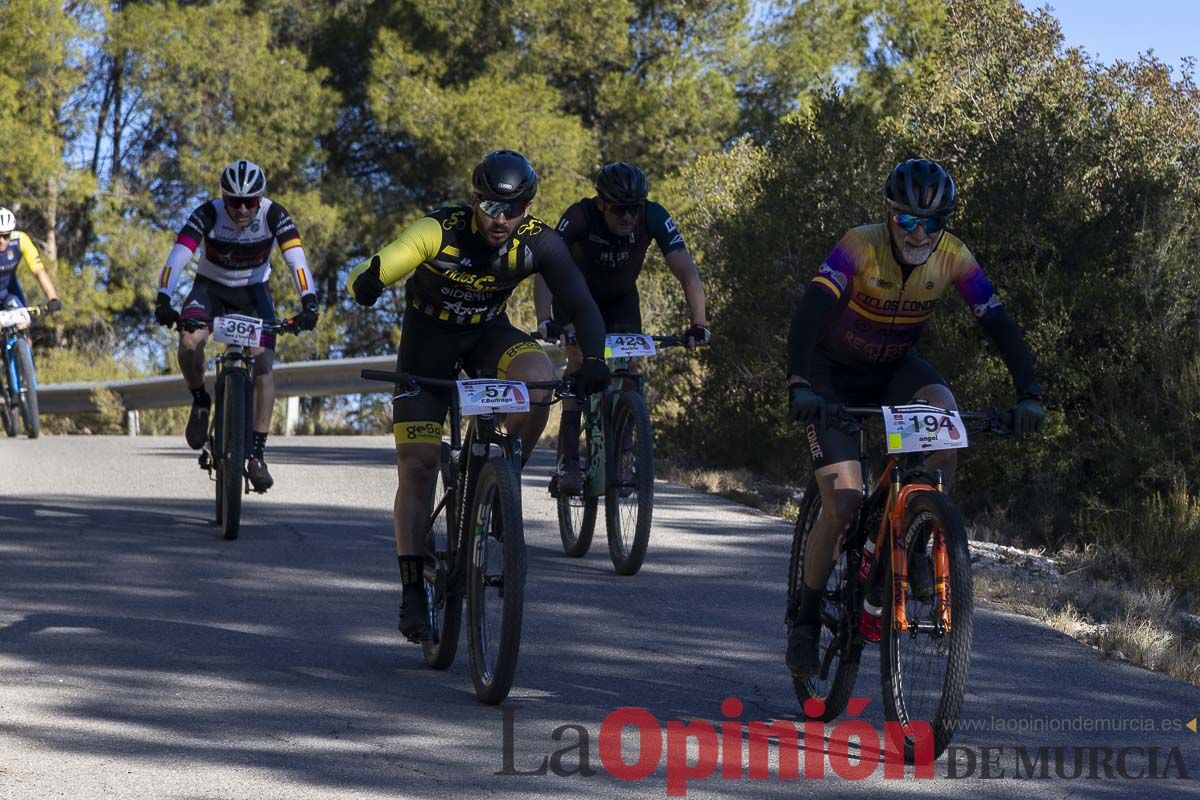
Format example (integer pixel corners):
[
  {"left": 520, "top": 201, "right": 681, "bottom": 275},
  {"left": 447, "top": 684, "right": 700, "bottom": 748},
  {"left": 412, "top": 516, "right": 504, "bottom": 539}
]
[
  {"left": 787, "top": 404, "right": 1011, "bottom": 762},
  {"left": 190, "top": 313, "right": 300, "bottom": 540},
  {"left": 0, "top": 302, "right": 51, "bottom": 439},
  {"left": 361, "top": 367, "right": 570, "bottom": 705},
  {"left": 550, "top": 333, "right": 688, "bottom": 575}
]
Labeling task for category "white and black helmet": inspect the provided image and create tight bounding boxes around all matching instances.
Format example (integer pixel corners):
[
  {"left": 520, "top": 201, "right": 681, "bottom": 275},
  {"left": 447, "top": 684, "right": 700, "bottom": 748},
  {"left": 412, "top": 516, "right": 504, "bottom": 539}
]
[
  {"left": 220, "top": 160, "right": 267, "bottom": 198},
  {"left": 0, "top": 208, "right": 14, "bottom": 235}
]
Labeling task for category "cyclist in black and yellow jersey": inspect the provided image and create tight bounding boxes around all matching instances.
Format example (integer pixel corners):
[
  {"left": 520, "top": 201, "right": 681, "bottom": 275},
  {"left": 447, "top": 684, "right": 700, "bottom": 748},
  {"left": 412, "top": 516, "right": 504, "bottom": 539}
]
[
  {"left": 348, "top": 149, "right": 611, "bottom": 641},
  {"left": 0, "top": 207, "right": 63, "bottom": 320},
  {"left": 784, "top": 158, "right": 1045, "bottom": 676}
]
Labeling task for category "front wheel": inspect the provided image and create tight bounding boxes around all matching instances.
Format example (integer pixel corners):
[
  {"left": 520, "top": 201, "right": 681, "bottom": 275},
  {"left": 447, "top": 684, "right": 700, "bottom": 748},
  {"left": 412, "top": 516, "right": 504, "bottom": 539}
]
[
  {"left": 604, "top": 390, "right": 654, "bottom": 575},
  {"left": 14, "top": 338, "right": 38, "bottom": 439},
  {"left": 556, "top": 416, "right": 597, "bottom": 557},
  {"left": 788, "top": 477, "right": 862, "bottom": 720},
  {"left": 880, "top": 490, "right": 974, "bottom": 763},
  {"left": 423, "top": 442, "right": 463, "bottom": 670},
  {"left": 217, "top": 370, "right": 248, "bottom": 541},
  {"left": 465, "top": 455, "right": 526, "bottom": 705}
]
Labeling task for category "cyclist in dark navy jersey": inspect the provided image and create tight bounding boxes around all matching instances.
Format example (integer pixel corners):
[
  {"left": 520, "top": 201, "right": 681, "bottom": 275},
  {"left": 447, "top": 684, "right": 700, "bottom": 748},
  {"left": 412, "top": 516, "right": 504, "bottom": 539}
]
[{"left": 534, "top": 161, "right": 710, "bottom": 494}]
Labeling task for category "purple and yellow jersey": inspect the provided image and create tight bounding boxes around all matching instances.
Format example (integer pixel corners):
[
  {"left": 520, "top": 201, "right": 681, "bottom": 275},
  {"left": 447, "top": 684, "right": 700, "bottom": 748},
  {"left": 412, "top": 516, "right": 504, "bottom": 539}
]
[{"left": 812, "top": 224, "right": 1002, "bottom": 365}]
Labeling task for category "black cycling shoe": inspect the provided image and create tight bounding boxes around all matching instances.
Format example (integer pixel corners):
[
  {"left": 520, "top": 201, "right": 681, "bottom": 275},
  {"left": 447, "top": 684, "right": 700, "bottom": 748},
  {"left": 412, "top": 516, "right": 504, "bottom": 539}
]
[
  {"left": 909, "top": 548, "right": 935, "bottom": 602},
  {"left": 786, "top": 620, "right": 822, "bottom": 677},
  {"left": 185, "top": 399, "right": 211, "bottom": 450},
  {"left": 399, "top": 584, "right": 430, "bottom": 643},
  {"left": 246, "top": 457, "right": 274, "bottom": 493}
]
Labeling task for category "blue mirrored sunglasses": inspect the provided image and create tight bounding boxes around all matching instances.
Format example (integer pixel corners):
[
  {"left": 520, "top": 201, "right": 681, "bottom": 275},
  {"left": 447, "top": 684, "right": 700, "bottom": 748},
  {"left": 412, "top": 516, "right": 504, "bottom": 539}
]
[
  {"left": 479, "top": 198, "right": 527, "bottom": 219},
  {"left": 894, "top": 213, "right": 946, "bottom": 234}
]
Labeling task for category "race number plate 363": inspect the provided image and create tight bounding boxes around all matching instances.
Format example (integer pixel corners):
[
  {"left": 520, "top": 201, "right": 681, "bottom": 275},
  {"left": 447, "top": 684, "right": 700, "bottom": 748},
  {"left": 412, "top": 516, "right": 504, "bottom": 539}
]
[
  {"left": 881, "top": 404, "right": 969, "bottom": 454},
  {"left": 212, "top": 314, "right": 264, "bottom": 347},
  {"left": 457, "top": 379, "right": 531, "bottom": 416},
  {"left": 604, "top": 334, "right": 656, "bottom": 358}
]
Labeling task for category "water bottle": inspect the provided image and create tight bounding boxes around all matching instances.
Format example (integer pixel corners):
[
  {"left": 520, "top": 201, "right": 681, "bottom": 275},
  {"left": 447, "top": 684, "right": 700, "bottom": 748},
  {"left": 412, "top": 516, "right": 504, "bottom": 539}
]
[{"left": 858, "top": 538, "right": 882, "bottom": 642}]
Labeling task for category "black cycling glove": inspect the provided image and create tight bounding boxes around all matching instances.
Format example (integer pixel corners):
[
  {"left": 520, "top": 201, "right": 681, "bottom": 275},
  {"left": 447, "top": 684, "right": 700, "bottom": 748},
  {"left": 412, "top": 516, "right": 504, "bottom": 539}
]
[
  {"left": 297, "top": 294, "right": 319, "bottom": 331},
  {"left": 154, "top": 292, "right": 179, "bottom": 328},
  {"left": 351, "top": 257, "right": 385, "bottom": 307}
]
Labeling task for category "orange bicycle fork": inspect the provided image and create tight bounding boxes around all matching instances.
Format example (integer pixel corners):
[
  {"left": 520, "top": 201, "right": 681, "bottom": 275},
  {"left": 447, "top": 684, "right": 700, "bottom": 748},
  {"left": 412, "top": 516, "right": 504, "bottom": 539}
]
[{"left": 872, "top": 460, "right": 951, "bottom": 634}]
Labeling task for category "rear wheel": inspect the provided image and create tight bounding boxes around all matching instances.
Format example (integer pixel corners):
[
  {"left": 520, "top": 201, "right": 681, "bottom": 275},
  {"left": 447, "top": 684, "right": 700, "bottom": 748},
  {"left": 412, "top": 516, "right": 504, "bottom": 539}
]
[
  {"left": 556, "top": 414, "right": 597, "bottom": 557},
  {"left": 880, "top": 490, "right": 973, "bottom": 763},
  {"left": 788, "top": 477, "right": 863, "bottom": 720},
  {"left": 604, "top": 390, "right": 654, "bottom": 575},
  {"left": 218, "top": 370, "right": 247, "bottom": 541},
  {"left": 423, "top": 442, "right": 463, "bottom": 670},
  {"left": 466, "top": 455, "right": 526, "bottom": 705},
  {"left": 14, "top": 338, "right": 38, "bottom": 439}
]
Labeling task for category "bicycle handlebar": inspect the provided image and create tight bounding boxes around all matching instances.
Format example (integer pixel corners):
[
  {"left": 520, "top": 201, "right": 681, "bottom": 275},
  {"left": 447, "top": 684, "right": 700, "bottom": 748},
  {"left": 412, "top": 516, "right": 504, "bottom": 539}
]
[
  {"left": 175, "top": 315, "right": 303, "bottom": 335},
  {"left": 529, "top": 330, "right": 696, "bottom": 350},
  {"left": 829, "top": 404, "right": 1014, "bottom": 436}
]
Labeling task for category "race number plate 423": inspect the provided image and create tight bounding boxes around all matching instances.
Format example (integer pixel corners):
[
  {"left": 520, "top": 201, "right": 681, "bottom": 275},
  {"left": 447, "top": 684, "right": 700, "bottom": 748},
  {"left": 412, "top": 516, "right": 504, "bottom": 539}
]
[
  {"left": 0, "top": 308, "right": 31, "bottom": 328},
  {"left": 457, "top": 379, "right": 531, "bottom": 416},
  {"left": 212, "top": 314, "right": 264, "bottom": 347},
  {"left": 881, "top": 404, "right": 969, "bottom": 454},
  {"left": 604, "top": 334, "right": 656, "bottom": 358}
]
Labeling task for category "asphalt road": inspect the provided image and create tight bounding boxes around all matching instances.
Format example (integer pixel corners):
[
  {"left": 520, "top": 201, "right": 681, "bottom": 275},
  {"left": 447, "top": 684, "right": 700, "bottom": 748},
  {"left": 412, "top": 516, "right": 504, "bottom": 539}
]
[{"left": 1, "top": 436, "right": 1198, "bottom": 799}]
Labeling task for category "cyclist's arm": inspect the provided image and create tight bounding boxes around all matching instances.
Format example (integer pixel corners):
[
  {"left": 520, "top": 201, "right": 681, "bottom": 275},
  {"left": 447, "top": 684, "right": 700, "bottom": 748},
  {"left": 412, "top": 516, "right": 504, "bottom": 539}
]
[
  {"left": 664, "top": 249, "right": 707, "bottom": 327},
  {"left": 17, "top": 234, "right": 58, "bottom": 302},
  {"left": 533, "top": 273, "right": 553, "bottom": 324},
  {"left": 953, "top": 255, "right": 1039, "bottom": 394},
  {"left": 535, "top": 233, "right": 606, "bottom": 359},
  {"left": 156, "top": 202, "right": 215, "bottom": 297},
  {"left": 346, "top": 216, "right": 442, "bottom": 301},
  {"left": 267, "top": 201, "right": 316, "bottom": 299},
  {"left": 787, "top": 233, "right": 858, "bottom": 383}
]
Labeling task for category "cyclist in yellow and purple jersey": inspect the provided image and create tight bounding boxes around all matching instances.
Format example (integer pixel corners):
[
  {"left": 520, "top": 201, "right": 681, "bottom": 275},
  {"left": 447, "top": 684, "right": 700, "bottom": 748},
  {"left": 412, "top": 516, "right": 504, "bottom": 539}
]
[{"left": 783, "top": 159, "right": 1045, "bottom": 676}]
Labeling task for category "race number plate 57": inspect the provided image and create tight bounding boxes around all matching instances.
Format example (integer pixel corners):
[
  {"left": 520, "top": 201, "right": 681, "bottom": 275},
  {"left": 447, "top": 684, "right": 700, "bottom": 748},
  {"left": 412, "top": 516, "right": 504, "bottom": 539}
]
[
  {"left": 604, "top": 334, "right": 656, "bottom": 358},
  {"left": 212, "top": 314, "right": 264, "bottom": 347},
  {"left": 881, "top": 404, "right": 969, "bottom": 454},
  {"left": 0, "top": 308, "right": 31, "bottom": 328},
  {"left": 457, "top": 379, "right": 531, "bottom": 416}
]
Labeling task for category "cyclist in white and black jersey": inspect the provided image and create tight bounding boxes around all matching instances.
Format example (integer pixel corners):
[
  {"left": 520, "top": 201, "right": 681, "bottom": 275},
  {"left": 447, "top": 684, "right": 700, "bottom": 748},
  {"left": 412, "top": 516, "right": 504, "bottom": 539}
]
[{"left": 153, "top": 159, "right": 319, "bottom": 491}]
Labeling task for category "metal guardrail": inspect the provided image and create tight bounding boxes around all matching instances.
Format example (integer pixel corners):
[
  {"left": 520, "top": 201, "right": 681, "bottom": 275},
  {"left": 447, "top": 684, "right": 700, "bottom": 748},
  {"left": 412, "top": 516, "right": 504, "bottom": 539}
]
[
  {"left": 36, "top": 345, "right": 563, "bottom": 434},
  {"left": 37, "top": 354, "right": 400, "bottom": 414}
]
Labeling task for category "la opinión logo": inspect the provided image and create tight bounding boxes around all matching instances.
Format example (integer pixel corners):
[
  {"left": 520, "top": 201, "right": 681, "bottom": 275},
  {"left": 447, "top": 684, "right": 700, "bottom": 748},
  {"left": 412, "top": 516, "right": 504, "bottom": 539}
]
[{"left": 498, "top": 696, "right": 934, "bottom": 796}]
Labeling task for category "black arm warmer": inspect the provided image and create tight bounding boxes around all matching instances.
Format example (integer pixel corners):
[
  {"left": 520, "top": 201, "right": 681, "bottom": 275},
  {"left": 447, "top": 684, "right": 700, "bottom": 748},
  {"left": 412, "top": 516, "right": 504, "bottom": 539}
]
[
  {"left": 787, "top": 284, "right": 837, "bottom": 380},
  {"left": 539, "top": 238, "right": 606, "bottom": 360},
  {"left": 977, "top": 307, "right": 1038, "bottom": 395}
]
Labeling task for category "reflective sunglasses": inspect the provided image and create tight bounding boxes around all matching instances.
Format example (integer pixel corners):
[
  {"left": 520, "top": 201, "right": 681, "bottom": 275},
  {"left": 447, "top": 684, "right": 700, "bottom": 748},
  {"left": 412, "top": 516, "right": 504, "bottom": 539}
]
[
  {"left": 893, "top": 213, "right": 945, "bottom": 234},
  {"left": 606, "top": 201, "right": 643, "bottom": 219},
  {"left": 478, "top": 198, "right": 527, "bottom": 219},
  {"left": 225, "top": 195, "right": 261, "bottom": 211}
]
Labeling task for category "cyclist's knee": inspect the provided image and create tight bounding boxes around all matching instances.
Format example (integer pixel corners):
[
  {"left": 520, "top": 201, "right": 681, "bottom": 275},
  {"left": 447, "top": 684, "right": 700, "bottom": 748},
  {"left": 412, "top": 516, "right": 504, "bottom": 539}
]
[
  {"left": 564, "top": 344, "right": 583, "bottom": 371},
  {"left": 396, "top": 442, "right": 440, "bottom": 479},
  {"left": 825, "top": 488, "right": 864, "bottom": 531},
  {"left": 916, "top": 383, "right": 957, "bottom": 411},
  {"left": 179, "top": 329, "right": 209, "bottom": 353},
  {"left": 253, "top": 352, "right": 275, "bottom": 380}
]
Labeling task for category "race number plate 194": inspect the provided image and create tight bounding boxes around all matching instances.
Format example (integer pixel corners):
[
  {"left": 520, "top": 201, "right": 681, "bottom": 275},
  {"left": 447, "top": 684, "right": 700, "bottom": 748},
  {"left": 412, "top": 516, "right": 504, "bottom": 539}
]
[
  {"left": 457, "top": 379, "right": 531, "bottom": 416},
  {"left": 881, "top": 404, "right": 969, "bottom": 454},
  {"left": 0, "top": 308, "right": 31, "bottom": 328},
  {"left": 212, "top": 314, "right": 264, "bottom": 347},
  {"left": 604, "top": 334, "right": 656, "bottom": 358}
]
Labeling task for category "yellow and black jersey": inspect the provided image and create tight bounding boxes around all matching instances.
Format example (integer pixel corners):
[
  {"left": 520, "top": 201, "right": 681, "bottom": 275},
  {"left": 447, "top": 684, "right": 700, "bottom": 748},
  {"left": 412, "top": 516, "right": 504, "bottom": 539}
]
[{"left": 348, "top": 204, "right": 607, "bottom": 358}]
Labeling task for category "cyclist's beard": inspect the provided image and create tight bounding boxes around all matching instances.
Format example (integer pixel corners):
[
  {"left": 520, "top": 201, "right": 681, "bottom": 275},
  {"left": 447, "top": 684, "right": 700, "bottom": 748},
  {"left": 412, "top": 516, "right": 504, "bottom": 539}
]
[{"left": 898, "top": 238, "right": 935, "bottom": 266}]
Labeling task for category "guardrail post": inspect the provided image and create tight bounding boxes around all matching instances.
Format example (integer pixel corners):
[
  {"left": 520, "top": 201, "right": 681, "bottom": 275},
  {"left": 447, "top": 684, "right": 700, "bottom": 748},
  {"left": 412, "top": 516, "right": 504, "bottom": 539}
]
[
  {"left": 285, "top": 396, "right": 300, "bottom": 436},
  {"left": 126, "top": 409, "right": 140, "bottom": 436}
]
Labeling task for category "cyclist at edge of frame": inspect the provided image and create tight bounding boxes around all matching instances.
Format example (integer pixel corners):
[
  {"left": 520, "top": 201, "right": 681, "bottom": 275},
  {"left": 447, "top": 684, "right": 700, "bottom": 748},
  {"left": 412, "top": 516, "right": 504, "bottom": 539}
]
[
  {"left": 784, "top": 158, "right": 1045, "bottom": 676},
  {"left": 0, "top": 206, "right": 63, "bottom": 324},
  {"left": 152, "top": 159, "right": 321, "bottom": 492},
  {"left": 532, "top": 161, "right": 710, "bottom": 495},
  {"left": 346, "top": 148, "right": 612, "bottom": 643}
]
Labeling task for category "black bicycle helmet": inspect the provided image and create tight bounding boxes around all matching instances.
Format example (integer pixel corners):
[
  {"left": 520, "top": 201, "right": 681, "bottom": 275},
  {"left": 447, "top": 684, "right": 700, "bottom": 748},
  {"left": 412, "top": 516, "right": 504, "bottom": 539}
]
[
  {"left": 884, "top": 158, "right": 956, "bottom": 217},
  {"left": 594, "top": 162, "right": 649, "bottom": 205},
  {"left": 471, "top": 149, "right": 538, "bottom": 202}
]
